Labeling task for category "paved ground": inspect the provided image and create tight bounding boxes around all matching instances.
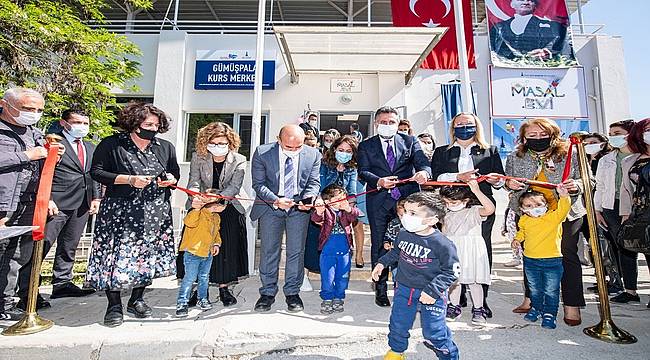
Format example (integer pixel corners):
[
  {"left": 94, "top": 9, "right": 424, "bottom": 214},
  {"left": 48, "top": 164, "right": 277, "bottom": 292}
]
[{"left": 1, "top": 235, "right": 648, "bottom": 360}]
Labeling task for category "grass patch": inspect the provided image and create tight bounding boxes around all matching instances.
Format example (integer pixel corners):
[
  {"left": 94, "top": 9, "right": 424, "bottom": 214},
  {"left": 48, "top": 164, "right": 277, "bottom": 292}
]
[{"left": 40, "top": 260, "right": 87, "bottom": 286}]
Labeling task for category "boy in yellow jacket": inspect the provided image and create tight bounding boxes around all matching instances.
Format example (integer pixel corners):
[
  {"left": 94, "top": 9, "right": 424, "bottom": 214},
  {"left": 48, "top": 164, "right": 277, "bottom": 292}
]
[{"left": 176, "top": 201, "right": 223, "bottom": 317}]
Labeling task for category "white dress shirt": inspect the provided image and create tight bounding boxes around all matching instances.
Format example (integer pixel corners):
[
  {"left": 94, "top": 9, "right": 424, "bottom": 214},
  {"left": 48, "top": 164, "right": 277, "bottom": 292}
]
[
  {"left": 437, "top": 142, "right": 476, "bottom": 182},
  {"left": 380, "top": 136, "right": 398, "bottom": 161},
  {"left": 278, "top": 144, "right": 299, "bottom": 198},
  {"left": 511, "top": 14, "right": 533, "bottom": 36},
  {"left": 62, "top": 129, "right": 86, "bottom": 164}
]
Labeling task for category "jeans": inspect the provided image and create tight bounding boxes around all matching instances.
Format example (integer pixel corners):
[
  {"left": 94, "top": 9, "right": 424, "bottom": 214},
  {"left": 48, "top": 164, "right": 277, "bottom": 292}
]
[
  {"left": 177, "top": 252, "right": 213, "bottom": 305},
  {"left": 524, "top": 256, "right": 563, "bottom": 317},
  {"left": 319, "top": 234, "right": 351, "bottom": 300},
  {"left": 388, "top": 284, "right": 459, "bottom": 360}
]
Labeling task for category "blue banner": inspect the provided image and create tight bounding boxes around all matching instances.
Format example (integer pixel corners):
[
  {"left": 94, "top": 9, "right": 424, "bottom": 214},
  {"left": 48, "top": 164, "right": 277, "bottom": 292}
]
[{"left": 194, "top": 60, "right": 275, "bottom": 90}]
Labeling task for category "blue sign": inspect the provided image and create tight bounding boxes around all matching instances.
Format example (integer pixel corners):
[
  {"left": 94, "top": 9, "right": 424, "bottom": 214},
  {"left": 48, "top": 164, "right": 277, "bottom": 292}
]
[{"left": 194, "top": 60, "right": 275, "bottom": 90}]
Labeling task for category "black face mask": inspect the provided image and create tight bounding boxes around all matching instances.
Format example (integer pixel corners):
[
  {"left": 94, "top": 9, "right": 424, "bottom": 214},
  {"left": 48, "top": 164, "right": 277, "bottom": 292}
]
[
  {"left": 135, "top": 127, "right": 157, "bottom": 141},
  {"left": 525, "top": 137, "right": 552, "bottom": 152}
]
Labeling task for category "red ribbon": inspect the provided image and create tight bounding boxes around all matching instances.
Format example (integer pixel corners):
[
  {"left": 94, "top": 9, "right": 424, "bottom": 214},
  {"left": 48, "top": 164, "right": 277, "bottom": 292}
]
[
  {"left": 32, "top": 144, "right": 59, "bottom": 241},
  {"left": 562, "top": 136, "right": 579, "bottom": 183}
]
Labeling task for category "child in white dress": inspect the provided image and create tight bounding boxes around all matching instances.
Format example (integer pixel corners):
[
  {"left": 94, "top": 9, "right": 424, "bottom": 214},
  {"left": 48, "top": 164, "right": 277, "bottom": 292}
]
[{"left": 440, "top": 179, "right": 495, "bottom": 325}]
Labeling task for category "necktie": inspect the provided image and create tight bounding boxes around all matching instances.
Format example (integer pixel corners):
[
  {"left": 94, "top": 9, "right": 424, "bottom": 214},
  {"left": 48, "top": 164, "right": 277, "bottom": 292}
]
[
  {"left": 75, "top": 139, "right": 85, "bottom": 169},
  {"left": 385, "top": 140, "right": 401, "bottom": 200},
  {"left": 284, "top": 156, "right": 294, "bottom": 199}
]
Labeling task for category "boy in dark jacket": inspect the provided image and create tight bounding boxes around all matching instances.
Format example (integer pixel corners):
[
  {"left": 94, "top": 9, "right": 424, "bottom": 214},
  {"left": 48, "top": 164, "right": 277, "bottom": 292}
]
[
  {"left": 312, "top": 184, "right": 360, "bottom": 314},
  {"left": 372, "top": 192, "right": 460, "bottom": 360}
]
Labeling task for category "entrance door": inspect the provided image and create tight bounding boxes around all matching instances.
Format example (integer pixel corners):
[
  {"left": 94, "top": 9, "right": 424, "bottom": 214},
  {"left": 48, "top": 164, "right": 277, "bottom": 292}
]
[{"left": 319, "top": 112, "right": 372, "bottom": 140}]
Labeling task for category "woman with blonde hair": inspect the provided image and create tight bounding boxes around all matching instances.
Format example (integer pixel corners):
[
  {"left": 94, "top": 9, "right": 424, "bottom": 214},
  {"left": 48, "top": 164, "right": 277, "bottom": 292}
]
[
  {"left": 185, "top": 122, "right": 248, "bottom": 307},
  {"left": 504, "top": 117, "right": 586, "bottom": 326},
  {"left": 430, "top": 112, "right": 504, "bottom": 318}
]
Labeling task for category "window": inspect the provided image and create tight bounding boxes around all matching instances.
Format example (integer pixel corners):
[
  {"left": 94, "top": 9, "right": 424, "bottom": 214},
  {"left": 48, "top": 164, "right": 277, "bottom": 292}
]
[{"left": 238, "top": 114, "right": 267, "bottom": 160}]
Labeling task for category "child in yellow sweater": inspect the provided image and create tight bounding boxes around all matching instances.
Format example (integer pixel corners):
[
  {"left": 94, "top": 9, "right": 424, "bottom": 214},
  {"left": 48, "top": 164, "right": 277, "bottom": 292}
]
[
  {"left": 176, "top": 201, "right": 223, "bottom": 317},
  {"left": 512, "top": 184, "right": 570, "bottom": 329}
]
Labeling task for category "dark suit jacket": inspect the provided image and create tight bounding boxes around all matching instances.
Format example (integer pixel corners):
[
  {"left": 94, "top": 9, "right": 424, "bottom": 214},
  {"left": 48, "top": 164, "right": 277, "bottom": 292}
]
[
  {"left": 357, "top": 134, "right": 431, "bottom": 213},
  {"left": 299, "top": 123, "right": 319, "bottom": 137},
  {"left": 430, "top": 144, "right": 505, "bottom": 198},
  {"left": 489, "top": 16, "right": 569, "bottom": 60},
  {"left": 51, "top": 134, "right": 101, "bottom": 211}
]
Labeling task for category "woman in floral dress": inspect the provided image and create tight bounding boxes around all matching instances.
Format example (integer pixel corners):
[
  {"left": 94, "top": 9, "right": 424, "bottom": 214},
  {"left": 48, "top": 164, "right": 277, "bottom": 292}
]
[{"left": 86, "top": 102, "right": 180, "bottom": 327}]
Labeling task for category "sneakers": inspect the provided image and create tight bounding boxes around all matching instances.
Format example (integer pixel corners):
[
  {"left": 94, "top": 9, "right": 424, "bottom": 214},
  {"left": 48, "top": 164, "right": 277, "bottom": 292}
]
[
  {"left": 610, "top": 292, "right": 640, "bottom": 303},
  {"left": 332, "top": 299, "right": 344, "bottom": 313},
  {"left": 197, "top": 298, "right": 212, "bottom": 311},
  {"left": 383, "top": 350, "right": 405, "bottom": 360},
  {"left": 320, "top": 300, "right": 333, "bottom": 314},
  {"left": 471, "top": 307, "right": 487, "bottom": 325},
  {"left": 300, "top": 273, "right": 313, "bottom": 292},
  {"left": 524, "top": 308, "right": 541, "bottom": 322},
  {"left": 446, "top": 304, "right": 462, "bottom": 321},
  {"left": 504, "top": 258, "right": 522, "bottom": 267},
  {"left": 175, "top": 304, "right": 188, "bottom": 318},
  {"left": 541, "top": 313, "right": 557, "bottom": 329}
]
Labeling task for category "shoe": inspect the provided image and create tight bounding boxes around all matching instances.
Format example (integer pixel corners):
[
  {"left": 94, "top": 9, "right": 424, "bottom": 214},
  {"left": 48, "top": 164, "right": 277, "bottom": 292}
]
[
  {"left": 483, "top": 301, "right": 493, "bottom": 319},
  {"left": 375, "top": 285, "right": 391, "bottom": 307},
  {"left": 0, "top": 306, "right": 24, "bottom": 321},
  {"left": 459, "top": 289, "right": 468, "bottom": 308},
  {"left": 588, "top": 283, "right": 623, "bottom": 295},
  {"left": 219, "top": 287, "right": 237, "bottom": 307},
  {"left": 175, "top": 304, "right": 188, "bottom": 318},
  {"left": 471, "top": 307, "right": 487, "bottom": 325},
  {"left": 254, "top": 295, "right": 275, "bottom": 312},
  {"left": 563, "top": 317, "right": 582, "bottom": 326},
  {"left": 504, "top": 259, "right": 521, "bottom": 267},
  {"left": 300, "top": 274, "right": 313, "bottom": 292},
  {"left": 286, "top": 294, "right": 304, "bottom": 312},
  {"left": 320, "top": 300, "right": 333, "bottom": 314},
  {"left": 355, "top": 261, "right": 365, "bottom": 269},
  {"left": 610, "top": 292, "right": 640, "bottom": 303},
  {"left": 332, "top": 299, "right": 344, "bottom": 313},
  {"left": 198, "top": 298, "right": 212, "bottom": 311},
  {"left": 126, "top": 299, "right": 153, "bottom": 318},
  {"left": 446, "top": 304, "right": 462, "bottom": 321},
  {"left": 103, "top": 304, "right": 123, "bottom": 327},
  {"left": 524, "top": 308, "right": 541, "bottom": 322},
  {"left": 542, "top": 314, "right": 557, "bottom": 329},
  {"left": 512, "top": 304, "right": 531, "bottom": 314},
  {"left": 188, "top": 289, "right": 198, "bottom": 307},
  {"left": 17, "top": 294, "right": 51, "bottom": 311},
  {"left": 383, "top": 350, "right": 405, "bottom": 360},
  {"left": 50, "top": 283, "right": 95, "bottom": 299}
]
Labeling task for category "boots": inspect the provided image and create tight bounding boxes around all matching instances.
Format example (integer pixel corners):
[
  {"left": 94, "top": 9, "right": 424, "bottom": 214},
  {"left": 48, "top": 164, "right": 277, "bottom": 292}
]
[{"left": 219, "top": 286, "right": 237, "bottom": 306}]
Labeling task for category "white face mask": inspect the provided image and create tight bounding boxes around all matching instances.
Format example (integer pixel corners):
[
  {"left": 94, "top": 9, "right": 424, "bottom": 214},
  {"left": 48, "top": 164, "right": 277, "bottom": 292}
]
[
  {"left": 608, "top": 135, "right": 627, "bottom": 149},
  {"left": 323, "top": 141, "right": 333, "bottom": 149},
  {"left": 7, "top": 103, "right": 42, "bottom": 126},
  {"left": 584, "top": 143, "right": 603, "bottom": 155},
  {"left": 401, "top": 213, "right": 429, "bottom": 233},
  {"left": 64, "top": 120, "right": 89, "bottom": 139},
  {"left": 309, "top": 120, "right": 318, "bottom": 127},
  {"left": 419, "top": 142, "right": 433, "bottom": 152},
  {"left": 377, "top": 123, "right": 398, "bottom": 138},
  {"left": 207, "top": 144, "right": 229, "bottom": 157},
  {"left": 644, "top": 131, "right": 650, "bottom": 145},
  {"left": 446, "top": 203, "right": 466, "bottom": 212},
  {"left": 398, "top": 130, "right": 409, "bottom": 136},
  {"left": 525, "top": 206, "right": 548, "bottom": 218}
]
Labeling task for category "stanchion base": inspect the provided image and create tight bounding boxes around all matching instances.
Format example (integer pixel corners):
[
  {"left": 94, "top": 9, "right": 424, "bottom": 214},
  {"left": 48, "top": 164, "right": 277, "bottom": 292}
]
[
  {"left": 583, "top": 320, "right": 637, "bottom": 344},
  {"left": 1, "top": 312, "right": 54, "bottom": 336}
]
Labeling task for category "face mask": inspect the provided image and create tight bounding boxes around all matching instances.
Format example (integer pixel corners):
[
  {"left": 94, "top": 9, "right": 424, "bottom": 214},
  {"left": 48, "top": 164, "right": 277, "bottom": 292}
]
[
  {"left": 398, "top": 130, "right": 409, "bottom": 136},
  {"left": 608, "top": 135, "right": 627, "bottom": 149},
  {"left": 644, "top": 131, "right": 650, "bottom": 145},
  {"left": 135, "top": 127, "right": 157, "bottom": 140},
  {"left": 584, "top": 143, "right": 603, "bottom": 155},
  {"left": 6, "top": 102, "right": 42, "bottom": 126},
  {"left": 309, "top": 120, "right": 317, "bottom": 127},
  {"left": 207, "top": 144, "right": 229, "bottom": 157},
  {"left": 64, "top": 121, "right": 89, "bottom": 139},
  {"left": 323, "top": 141, "right": 333, "bottom": 149},
  {"left": 454, "top": 126, "right": 477, "bottom": 141},
  {"left": 401, "top": 213, "right": 429, "bottom": 233},
  {"left": 525, "top": 206, "right": 548, "bottom": 218},
  {"left": 446, "top": 203, "right": 466, "bottom": 212},
  {"left": 377, "top": 123, "right": 398, "bottom": 138},
  {"left": 525, "top": 137, "right": 552, "bottom": 152},
  {"left": 335, "top": 151, "right": 353, "bottom": 164}
]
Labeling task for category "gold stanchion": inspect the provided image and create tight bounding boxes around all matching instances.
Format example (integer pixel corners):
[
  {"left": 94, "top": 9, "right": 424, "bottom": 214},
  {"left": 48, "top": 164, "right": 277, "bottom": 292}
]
[{"left": 571, "top": 132, "right": 637, "bottom": 344}]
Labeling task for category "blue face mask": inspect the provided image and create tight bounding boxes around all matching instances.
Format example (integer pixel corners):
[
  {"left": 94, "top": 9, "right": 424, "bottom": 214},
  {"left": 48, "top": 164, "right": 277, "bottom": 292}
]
[
  {"left": 335, "top": 151, "right": 353, "bottom": 164},
  {"left": 454, "top": 125, "right": 477, "bottom": 141}
]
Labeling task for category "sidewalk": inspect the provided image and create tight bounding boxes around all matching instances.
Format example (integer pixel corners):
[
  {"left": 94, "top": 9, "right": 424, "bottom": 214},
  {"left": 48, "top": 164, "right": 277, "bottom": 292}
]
[{"left": 1, "top": 238, "right": 649, "bottom": 360}]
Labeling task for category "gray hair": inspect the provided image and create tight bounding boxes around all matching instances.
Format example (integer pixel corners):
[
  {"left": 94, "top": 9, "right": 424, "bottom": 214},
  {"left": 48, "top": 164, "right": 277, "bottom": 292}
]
[{"left": 2, "top": 87, "right": 44, "bottom": 103}]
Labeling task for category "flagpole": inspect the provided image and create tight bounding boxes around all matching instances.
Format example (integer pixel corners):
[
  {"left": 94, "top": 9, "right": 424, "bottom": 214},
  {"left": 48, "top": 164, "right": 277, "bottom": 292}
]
[{"left": 453, "top": 0, "right": 472, "bottom": 113}]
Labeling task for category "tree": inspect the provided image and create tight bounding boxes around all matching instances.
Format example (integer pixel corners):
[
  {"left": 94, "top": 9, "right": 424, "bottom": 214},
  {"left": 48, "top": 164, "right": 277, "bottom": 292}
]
[{"left": 0, "top": 0, "right": 152, "bottom": 139}]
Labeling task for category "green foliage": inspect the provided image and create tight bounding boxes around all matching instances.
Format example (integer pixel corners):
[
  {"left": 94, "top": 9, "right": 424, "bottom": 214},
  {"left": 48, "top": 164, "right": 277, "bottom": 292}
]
[{"left": 0, "top": 0, "right": 152, "bottom": 139}]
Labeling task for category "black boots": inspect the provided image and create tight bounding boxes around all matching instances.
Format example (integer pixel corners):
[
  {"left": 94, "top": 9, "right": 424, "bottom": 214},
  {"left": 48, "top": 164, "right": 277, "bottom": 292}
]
[
  {"left": 219, "top": 287, "right": 237, "bottom": 307},
  {"left": 104, "top": 290, "right": 123, "bottom": 327}
]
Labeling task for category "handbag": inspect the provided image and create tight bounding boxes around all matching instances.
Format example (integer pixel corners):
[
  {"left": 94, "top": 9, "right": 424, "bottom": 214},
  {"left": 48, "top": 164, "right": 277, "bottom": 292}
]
[{"left": 618, "top": 206, "right": 650, "bottom": 253}]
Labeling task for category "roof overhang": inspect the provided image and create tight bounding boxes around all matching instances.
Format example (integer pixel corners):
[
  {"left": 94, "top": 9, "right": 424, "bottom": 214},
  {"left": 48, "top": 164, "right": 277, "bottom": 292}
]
[{"left": 273, "top": 26, "right": 447, "bottom": 85}]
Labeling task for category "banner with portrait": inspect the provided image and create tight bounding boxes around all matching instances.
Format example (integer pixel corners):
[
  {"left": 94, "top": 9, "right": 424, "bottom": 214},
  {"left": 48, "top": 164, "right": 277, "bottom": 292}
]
[
  {"left": 486, "top": 0, "right": 578, "bottom": 67},
  {"left": 489, "top": 66, "right": 589, "bottom": 118}
]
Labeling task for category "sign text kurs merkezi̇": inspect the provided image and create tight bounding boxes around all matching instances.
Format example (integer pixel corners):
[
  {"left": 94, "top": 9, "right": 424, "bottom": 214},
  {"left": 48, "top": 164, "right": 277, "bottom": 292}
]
[{"left": 194, "top": 60, "right": 275, "bottom": 90}]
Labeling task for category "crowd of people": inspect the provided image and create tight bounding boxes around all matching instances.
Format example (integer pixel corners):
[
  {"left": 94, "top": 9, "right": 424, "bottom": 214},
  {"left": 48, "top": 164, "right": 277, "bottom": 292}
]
[{"left": 1, "top": 86, "right": 649, "bottom": 359}]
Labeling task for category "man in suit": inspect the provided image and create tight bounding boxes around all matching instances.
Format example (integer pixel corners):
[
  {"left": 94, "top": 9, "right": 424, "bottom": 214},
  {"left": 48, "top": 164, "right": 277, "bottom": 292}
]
[
  {"left": 298, "top": 112, "right": 319, "bottom": 138},
  {"left": 489, "top": 0, "right": 571, "bottom": 62},
  {"left": 18, "top": 109, "right": 101, "bottom": 303},
  {"left": 357, "top": 106, "right": 431, "bottom": 307},
  {"left": 250, "top": 124, "right": 321, "bottom": 312}
]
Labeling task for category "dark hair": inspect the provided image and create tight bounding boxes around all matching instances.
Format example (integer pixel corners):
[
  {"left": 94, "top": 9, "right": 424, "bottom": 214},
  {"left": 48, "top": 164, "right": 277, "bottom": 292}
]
[
  {"left": 116, "top": 102, "right": 171, "bottom": 133},
  {"left": 323, "top": 135, "right": 358, "bottom": 169},
  {"left": 321, "top": 184, "right": 347, "bottom": 201},
  {"left": 404, "top": 191, "right": 446, "bottom": 220},
  {"left": 439, "top": 186, "right": 478, "bottom": 207},
  {"left": 350, "top": 123, "right": 359, "bottom": 131},
  {"left": 609, "top": 119, "right": 634, "bottom": 133},
  {"left": 627, "top": 118, "right": 650, "bottom": 155},
  {"left": 585, "top": 132, "right": 613, "bottom": 159},
  {"left": 417, "top": 133, "right": 436, "bottom": 148},
  {"left": 374, "top": 106, "right": 399, "bottom": 120},
  {"left": 399, "top": 119, "right": 411, "bottom": 128},
  {"left": 518, "top": 190, "right": 547, "bottom": 207},
  {"left": 61, "top": 108, "right": 87, "bottom": 121}
]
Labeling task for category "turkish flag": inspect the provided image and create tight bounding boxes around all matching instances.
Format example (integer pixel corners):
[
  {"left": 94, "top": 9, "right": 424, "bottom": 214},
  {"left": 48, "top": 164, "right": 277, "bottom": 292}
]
[{"left": 391, "top": 0, "right": 476, "bottom": 70}]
